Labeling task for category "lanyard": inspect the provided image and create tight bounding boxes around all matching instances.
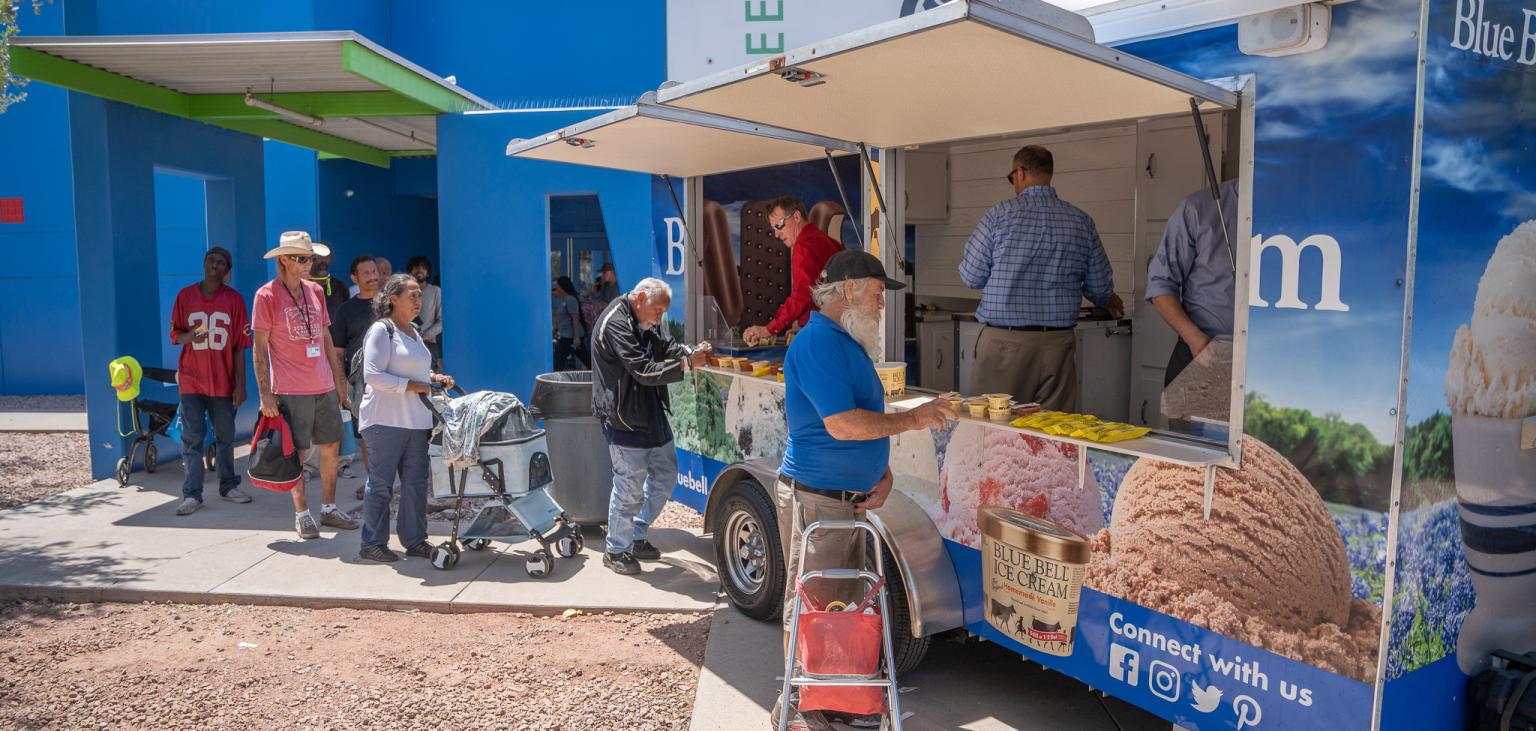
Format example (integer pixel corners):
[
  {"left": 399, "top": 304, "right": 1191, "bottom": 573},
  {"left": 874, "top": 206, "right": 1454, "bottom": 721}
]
[{"left": 284, "top": 281, "right": 314, "bottom": 341}]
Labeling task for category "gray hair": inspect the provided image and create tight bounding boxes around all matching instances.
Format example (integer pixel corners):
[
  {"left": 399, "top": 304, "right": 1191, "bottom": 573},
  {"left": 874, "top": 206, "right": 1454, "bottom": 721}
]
[
  {"left": 629, "top": 277, "right": 673, "bottom": 302},
  {"left": 810, "top": 278, "right": 868, "bottom": 308},
  {"left": 372, "top": 273, "right": 418, "bottom": 320}
]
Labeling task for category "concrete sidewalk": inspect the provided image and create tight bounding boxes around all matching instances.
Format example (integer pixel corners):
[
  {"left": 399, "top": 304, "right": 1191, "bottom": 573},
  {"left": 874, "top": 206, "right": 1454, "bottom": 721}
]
[
  {"left": 0, "top": 451, "right": 720, "bottom": 614},
  {"left": 690, "top": 606, "right": 1170, "bottom": 731},
  {"left": 0, "top": 410, "right": 89, "bottom": 432}
]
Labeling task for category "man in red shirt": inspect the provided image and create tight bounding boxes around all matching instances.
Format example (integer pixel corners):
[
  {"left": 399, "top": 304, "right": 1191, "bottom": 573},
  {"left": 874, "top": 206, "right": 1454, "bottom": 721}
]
[
  {"left": 252, "top": 231, "right": 358, "bottom": 539},
  {"left": 742, "top": 195, "right": 845, "bottom": 345},
  {"left": 170, "top": 247, "right": 252, "bottom": 516}
]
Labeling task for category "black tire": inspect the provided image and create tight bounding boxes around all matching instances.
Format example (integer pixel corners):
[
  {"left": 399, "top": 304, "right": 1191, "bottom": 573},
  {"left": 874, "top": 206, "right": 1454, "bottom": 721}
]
[
  {"left": 143, "top": 443, "right": 159, "bottom": 473},
  {"left": 879, "top": 544, "right": 931, "bottom": 674},
  {"left": 204, "top": 444, "right": 217, "bottom": 472},
  {"left": 464, "top": 539, "right": 490, "bottom": 551},
  {"left": 115, "top": 457, "right": 131, "bottom": 486},
  {"left": 526, "top": 549, "right": 553, "bottom": 578},
  {"left": 711, "top": 479, "right": 785, "bottom": 622}
]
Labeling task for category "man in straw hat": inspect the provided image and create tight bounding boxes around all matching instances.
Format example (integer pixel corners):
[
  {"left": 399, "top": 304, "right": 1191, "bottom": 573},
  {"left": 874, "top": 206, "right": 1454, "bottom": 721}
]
[{"left": 251, "top": 231, "right": 359, "bottom": 539}]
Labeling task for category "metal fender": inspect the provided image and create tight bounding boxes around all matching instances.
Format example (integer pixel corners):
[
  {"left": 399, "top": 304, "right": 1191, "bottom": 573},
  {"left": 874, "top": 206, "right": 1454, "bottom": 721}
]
[
  {"left": 867, "top": 490, "right": 965, "bottom": 637},
  {"left": 702, "top": 459, "right": 781, "bottom": 536}
]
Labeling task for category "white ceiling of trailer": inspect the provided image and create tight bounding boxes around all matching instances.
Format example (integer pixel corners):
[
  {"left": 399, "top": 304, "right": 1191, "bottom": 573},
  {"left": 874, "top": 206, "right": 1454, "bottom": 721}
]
[
  {"left": 660, "top": 8, "right": 1233, "bottom": 149},
  {"left": 510, "top": 112, "right": 849, "bottom": 178}
]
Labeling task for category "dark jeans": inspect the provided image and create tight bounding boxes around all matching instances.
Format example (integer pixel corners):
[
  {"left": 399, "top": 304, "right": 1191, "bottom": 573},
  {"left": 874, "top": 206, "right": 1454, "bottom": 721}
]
[
  {"left": 554, "top": 337, "right": 588, "bottom": 370},
  {"left": 179, "top": 393, "right": 239, "bottom": 501},
  {"left": 360, "top": 425, "right": 430, "bottom": 549}
]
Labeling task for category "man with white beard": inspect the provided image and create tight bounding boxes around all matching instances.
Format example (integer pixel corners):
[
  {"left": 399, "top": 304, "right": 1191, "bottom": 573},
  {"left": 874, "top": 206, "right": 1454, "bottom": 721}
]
[{"left": 771, "top": 251, "right": 955, "bottom": 731}]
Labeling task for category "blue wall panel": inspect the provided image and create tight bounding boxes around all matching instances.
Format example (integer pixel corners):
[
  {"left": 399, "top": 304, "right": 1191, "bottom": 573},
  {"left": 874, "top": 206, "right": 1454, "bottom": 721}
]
[
  {"left": 436, "top": 111, "right": 657, "bottom": 400},
  {"left": 153, "top": 172, "right": 209, "bottom": 370},
  {"left": 263, "top": 140, "right": 318, "bottom": 279},
  {"left": 386, "top": 3, "right": 667, "bottom": 106},
  {"left": 0, "top": 2, "right": 81, "bottom": 395},
  {"left": 91, "top": 0, "right": 315, "bottom": 34},
  {"left": 316, "top": 158, "right": 438, "bottom": 282},
  {"left": 313, "top": 0, "right": 389, "bottom": 41},
  {"left": 70, "top": 99, "right": 267, "bottom": 478}
]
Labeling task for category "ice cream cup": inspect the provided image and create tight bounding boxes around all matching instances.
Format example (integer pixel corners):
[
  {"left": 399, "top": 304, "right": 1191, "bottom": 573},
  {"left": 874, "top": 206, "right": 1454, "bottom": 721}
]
[
  {"left": 979, "top": 507, "right": 1090, "bottom": 657},
  {"left": 988, "top": 406, "right": 1012, "bottom": 423},
  {"left": 1452, "top": 413, "right": 1536, "bottom": 674},
  {"left": 985, "top": 393, "right": 1012, "bottom": 410},
  {"left": 966, "top": 400, "right": 989, "bottom": 419}
]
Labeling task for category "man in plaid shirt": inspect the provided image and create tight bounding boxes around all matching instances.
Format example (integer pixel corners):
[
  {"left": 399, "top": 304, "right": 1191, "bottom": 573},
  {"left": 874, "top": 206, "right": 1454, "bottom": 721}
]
[{"left": 958, "top": 145, "right": 1123, "bottom": 411}]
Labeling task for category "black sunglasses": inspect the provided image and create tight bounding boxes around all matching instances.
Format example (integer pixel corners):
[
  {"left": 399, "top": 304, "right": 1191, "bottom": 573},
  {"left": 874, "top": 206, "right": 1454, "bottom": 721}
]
[
  {"left": 1003, "top": 169, "right": 1019, "bottom": 185},
  {"left": 284, "top": 255, "right": 314, "bottom": 264},
  {"left": 770, "top": 213, "right": 792, "bottom": 231}
]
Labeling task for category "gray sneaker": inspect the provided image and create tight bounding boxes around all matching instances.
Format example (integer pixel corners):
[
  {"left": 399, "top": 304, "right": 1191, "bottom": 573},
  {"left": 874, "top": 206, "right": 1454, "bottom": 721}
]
[
  {"left": 174, "top": 497, "right": 202, "bottom": 516},
  {"left": 296, "top": 513, "right": 320, "bottom": 539},
  {"left": 221, "top": 488, "right": 253, "bottom": 504},
  {"left": 320, "top": 509, "right": 359, "bottom": 530}
]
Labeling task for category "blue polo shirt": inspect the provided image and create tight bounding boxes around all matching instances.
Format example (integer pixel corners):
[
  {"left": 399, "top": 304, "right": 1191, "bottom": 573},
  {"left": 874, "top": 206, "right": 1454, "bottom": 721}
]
[{"left": 780, "top": 312, "right": 888, "bottom": 492}]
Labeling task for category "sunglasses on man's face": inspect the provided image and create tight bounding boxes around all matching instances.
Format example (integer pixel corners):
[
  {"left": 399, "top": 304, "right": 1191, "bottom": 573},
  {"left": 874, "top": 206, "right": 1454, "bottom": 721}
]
[
  {"left": 1003, "top": 169, "right": 1019, "bottom": 185},
  {"left": 770, "top": 214, "right": 792, "bottom": 231},
  {"left": 285, "top": 255, "right": 314, "bottom": 264}
]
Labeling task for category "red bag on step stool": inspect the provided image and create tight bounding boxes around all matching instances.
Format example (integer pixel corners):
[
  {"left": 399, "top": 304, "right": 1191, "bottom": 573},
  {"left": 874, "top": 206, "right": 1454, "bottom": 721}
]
[
  {"left": 794, "top": 575, "right": 887, "bottom": 716},
  {"left": 246, "top": 414, "right": 302, "bottom": 492}
]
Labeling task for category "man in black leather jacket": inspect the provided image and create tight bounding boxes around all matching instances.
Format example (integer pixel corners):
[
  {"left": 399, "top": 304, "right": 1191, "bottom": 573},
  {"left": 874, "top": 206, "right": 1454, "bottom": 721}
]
[{"left": 589, "top": 277, "right": 710, "bottom": 575}]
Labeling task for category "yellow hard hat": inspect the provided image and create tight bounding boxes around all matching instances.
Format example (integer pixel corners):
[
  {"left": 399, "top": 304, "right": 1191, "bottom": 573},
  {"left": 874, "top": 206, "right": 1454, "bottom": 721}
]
[{"left": 108, "top": 356, "right": 143, "bottom": 402}]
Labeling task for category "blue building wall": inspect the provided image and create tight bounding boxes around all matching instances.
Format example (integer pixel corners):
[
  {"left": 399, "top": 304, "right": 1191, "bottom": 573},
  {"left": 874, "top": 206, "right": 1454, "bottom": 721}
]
[
  {"left": 316, "top": 158, "right": 439, "bottom": 281},
  {"left": 153, "top": 172, "right": 210, "bottom": 370},
  {"left": 436, "top": 111, "right": 659, "bottom": 400},
  {"left": 0, "top": 2, "right": 81, "bottom": 395}
]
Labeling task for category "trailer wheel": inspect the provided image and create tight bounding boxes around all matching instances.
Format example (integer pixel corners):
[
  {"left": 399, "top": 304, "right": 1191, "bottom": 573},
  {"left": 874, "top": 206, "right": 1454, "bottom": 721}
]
[
  {"left": 880, "top": 543, "right": 931, "bottom": 674},
  {"left": 712, "top": 479, "right": 785, "bottom": 621}
]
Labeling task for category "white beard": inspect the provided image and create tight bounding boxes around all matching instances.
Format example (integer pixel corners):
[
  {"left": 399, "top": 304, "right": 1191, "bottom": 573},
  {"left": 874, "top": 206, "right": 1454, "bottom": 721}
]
[{"left": 840, "top": 305, "right": 882, "bottom": 360}]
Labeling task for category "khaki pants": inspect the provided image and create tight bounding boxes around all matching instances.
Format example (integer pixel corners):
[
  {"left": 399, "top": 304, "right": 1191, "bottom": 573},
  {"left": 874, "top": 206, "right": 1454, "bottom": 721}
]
[
  {"left": 969, "top": 326, "right": 1077, "bottom": 412},
  {"left": 776, "top": 478, "right": 866, "bottom": 630}
]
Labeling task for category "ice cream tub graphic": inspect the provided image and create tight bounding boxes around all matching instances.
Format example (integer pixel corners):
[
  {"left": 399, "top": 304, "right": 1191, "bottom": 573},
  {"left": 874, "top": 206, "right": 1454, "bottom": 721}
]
[{"left": 979, "top": 506, "right": 1091, "bottom": 656}]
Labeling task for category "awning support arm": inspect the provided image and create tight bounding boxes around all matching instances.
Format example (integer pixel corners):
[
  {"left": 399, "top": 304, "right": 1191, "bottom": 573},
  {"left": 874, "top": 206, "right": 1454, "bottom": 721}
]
[
  {"left": 1188, "top": 97, "right": 1236, "bottom": 273},
  {"left": 659, "top": 174, "right": 708, "bottom": 276},
  {"left": 858, "top": 143, "right": 894, "bottom": 260},
  {"left": 823, "top": 149, "right": 865, "bottom": 250}
]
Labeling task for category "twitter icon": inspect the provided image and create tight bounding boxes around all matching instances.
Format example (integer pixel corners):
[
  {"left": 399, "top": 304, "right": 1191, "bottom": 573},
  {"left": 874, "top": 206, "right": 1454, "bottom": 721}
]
[{"left": 1189, "top": 681, "right": 1223, "bottom": 713}]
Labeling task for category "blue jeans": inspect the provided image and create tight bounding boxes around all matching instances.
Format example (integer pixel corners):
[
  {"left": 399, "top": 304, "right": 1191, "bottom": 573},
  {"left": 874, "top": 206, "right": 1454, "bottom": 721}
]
[
  {"left": 360, "top": 425, "right": 431, "bottom": 549},
  {"left": 179, "top": 393, "right": 238, "bottom": 501},
  {"left": 605, "top": 441, "right": 678, "bottom": 554}
]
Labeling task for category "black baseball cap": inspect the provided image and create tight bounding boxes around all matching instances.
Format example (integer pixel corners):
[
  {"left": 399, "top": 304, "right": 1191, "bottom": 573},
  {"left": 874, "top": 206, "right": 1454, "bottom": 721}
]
[{"left": 819, "top": 250, "right": 906, "bottom": 290}]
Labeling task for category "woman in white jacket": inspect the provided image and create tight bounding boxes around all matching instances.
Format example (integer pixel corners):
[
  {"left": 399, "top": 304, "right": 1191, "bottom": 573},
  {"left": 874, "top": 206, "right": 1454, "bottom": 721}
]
[{"left": 357, "top": 273, "right": 454, "bottom": 563}]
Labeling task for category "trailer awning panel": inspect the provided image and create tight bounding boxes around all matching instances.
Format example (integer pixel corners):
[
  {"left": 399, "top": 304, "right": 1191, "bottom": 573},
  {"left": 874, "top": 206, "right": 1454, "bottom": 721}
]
[
  {"left": 656, "top": 0, "right": 1237, "bottom": 149},
  {"left": 505, "top": 104, "right": 858, "bottom": 178}
]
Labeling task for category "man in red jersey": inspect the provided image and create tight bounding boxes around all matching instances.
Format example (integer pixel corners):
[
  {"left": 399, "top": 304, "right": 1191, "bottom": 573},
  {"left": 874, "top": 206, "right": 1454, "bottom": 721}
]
[
  {"left": 252, "top": 231, "right": 359, "bottom": 539},
  {"left": 742, "top": 195, "right": 845, "bottom": 345},
  {"left": 170, "top": 247, "right": 253, "bottom": 516}
]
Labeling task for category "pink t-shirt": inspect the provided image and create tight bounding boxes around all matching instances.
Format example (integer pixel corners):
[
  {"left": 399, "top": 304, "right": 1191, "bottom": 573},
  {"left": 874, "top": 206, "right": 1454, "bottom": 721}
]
[{"left": 252, "top": 279, "right": 334, "bottom": 395}]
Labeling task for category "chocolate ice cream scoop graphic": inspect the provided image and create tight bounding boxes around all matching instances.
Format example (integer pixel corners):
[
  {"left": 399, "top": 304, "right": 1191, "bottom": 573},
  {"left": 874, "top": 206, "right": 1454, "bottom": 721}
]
[
  {"left": 1446, "top": 220, "right": 1536, "bottom": 675},
  {"left": 1086, "top": 436, "right": 1383, "bottom": 682}
]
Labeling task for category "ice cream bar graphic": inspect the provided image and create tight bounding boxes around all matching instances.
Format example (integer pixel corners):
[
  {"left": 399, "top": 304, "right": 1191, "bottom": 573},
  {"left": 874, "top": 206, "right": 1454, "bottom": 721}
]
[{"left": 1447, "top": 220, "right": 1536, "bottom": 675}]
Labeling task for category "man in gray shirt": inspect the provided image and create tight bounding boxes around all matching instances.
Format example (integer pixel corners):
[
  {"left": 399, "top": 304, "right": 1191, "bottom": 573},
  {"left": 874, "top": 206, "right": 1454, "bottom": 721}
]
[{"left": 1145, "top": 180, "right": 1237, "bottom": 385}]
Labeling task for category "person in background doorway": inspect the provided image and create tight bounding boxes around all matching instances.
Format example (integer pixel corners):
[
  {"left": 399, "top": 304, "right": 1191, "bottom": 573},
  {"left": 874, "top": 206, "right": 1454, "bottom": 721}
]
[
  {"left": 407, "top": 256, "right": 443, "bottom": 371},
  {"left": 357, "top": 273, "right": 455, "bottom": 563},
  {"left": 355, "top": 256, "right": 394, "bottom": 296},
  {"left": 593, "top": 261, "right": 621, "bottom": 306},
  {"left": 741, "top": 195, "right": 843, "bottom": 345},
  {"left": 333, "top": 254, "right": 382, "bottom": 500},
  {"left": 590, "top": 278, "right": 711, "bottom": 575},
  {"left": 252, "top": 231, "right": 360, "bottom": 539},
  {"left": 1146, "top": 180, "right": 1237, "bottom": 384},
  {"left": 310, "top": 248, "right": 350, "bottom": 319},
  {"left": 169, "top": 246, "right": 253, "bottom": 516},
  {"left": 552, "top": 276, "right": 588, "bottom": 370},
  {"left": 958, "top": 145, "right": 1124, "bottom": 412},
  {"left": 770, "top": 250, "right": 954, "bottom": 731}
]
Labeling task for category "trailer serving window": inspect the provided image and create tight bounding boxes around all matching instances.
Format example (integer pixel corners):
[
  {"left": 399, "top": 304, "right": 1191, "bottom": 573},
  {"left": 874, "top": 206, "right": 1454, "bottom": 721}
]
[{"left": 508, "top": 0, "right": 1252, "bottom": 480}]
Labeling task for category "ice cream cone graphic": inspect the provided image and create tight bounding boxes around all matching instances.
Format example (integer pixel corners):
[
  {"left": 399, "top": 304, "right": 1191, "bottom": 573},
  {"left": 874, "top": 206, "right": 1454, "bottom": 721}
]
[{"left": 1446, "top": 221, "right": 1536, "bottom": 675}]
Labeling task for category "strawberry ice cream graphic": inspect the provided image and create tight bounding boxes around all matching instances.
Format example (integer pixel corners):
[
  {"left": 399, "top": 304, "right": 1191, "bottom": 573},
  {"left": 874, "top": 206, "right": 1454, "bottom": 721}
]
[{"left": 934, "top": 422, "right": 1104, "bottom": 548}]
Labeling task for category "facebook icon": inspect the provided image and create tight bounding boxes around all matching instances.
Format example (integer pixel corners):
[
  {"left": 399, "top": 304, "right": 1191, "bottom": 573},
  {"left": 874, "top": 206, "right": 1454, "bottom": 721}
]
[{"left": 1109, "top": 644, "right": 1140, "bottom": 687}]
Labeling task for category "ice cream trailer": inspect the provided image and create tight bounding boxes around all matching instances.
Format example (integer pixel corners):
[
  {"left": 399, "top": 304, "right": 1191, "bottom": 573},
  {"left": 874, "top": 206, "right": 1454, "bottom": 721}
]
[{"left": 506, "top": 0, "right": 1535, "bottom": 728}]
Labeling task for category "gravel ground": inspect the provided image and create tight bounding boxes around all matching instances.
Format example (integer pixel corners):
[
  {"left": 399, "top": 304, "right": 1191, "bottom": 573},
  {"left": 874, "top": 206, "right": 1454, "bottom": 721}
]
[
  {"left": 0, "top": 432, "right": 94, "bottom": 510},
  {"left": 651, "top": 501, "right": 704, "bottom": 530},
  {"left": 0, "top": 395, "right": 86, "bottom": 411},
  {"left": 0, "top": 601, "right": 709, "bottom": 731}
]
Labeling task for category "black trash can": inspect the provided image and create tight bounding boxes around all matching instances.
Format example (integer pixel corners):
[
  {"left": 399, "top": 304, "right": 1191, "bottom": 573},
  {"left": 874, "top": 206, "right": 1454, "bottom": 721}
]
[{"left": 530, "top": 371, "right": 612, "bottom": 525}]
